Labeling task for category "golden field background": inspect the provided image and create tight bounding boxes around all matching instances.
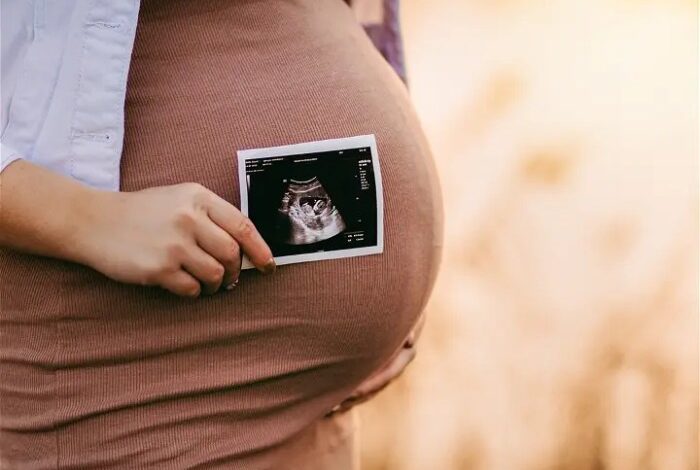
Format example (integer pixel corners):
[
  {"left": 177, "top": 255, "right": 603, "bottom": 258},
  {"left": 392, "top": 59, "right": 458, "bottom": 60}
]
[{"left": 357, "top": 1, "right": 698, "bottom": 469}]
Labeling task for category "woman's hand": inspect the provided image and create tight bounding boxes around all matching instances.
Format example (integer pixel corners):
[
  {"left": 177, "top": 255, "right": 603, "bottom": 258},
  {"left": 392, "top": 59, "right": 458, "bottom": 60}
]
[
  {"left": 327, "top": 311, "right": 427, "bottom": 416},
  {"left": 1, "top": 158, "right": 274, "bottom": 298},
  {"left": 79, "top": 182, "right": 276, "bottom": 297}
]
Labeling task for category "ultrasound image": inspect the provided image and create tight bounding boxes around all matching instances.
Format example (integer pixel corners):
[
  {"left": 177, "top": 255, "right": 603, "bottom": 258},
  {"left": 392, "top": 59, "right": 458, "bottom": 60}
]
[
  {"left": 243, "top": 144, "right": 380, "bottom": 258},
  {"left": 277, "top": 177, "right": 347, "bottom": 245}
]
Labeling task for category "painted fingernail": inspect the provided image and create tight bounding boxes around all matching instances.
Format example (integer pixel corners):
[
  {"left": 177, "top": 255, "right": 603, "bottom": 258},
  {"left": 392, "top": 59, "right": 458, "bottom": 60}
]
[
  {"left": 405, "top": 331, "right": 416, "bottom": 348},
  {"left": 224, "top": 278, "right": 239, "bottom": 290},
  {"left": 261, "top": 258, "right": 276, "bottom": 275}
]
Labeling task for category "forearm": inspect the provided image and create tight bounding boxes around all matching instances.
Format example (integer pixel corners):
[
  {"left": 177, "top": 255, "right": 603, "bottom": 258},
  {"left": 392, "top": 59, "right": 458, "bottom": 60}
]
[{"left": 0, "top": 159, "right": 104, "bottom": 265}]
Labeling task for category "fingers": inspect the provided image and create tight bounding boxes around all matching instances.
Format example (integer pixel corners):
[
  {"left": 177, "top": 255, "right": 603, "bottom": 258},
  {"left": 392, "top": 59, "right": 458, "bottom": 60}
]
[
  {"left": 327, "top": 345, "right": 418, "bottom": 417},
  {"left": 327, "top": 396, "right": 368, "bottom": 416},
  {"left": 160, "top": 270, "right": 202, "bottom": 298},
  {"left": 204, "top": 193, "right": 276, "bottom": 275},
  {"left": 353, "top": 347, "right": 416, "bottom": 398},
  {"left": 195, "top": 222, "right": 241, "bottom": 290},
  {"left": 405, "top": 311, "right": 427, "bottom": 348},
  {"left": 180, "top": 244, "right": 225, "bottom": 295}
]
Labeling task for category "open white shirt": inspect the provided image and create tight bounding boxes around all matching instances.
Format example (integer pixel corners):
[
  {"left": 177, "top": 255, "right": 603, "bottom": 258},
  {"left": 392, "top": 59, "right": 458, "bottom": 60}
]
[{"left": 1, "top": 0, "right": 141, "bottom": 191}]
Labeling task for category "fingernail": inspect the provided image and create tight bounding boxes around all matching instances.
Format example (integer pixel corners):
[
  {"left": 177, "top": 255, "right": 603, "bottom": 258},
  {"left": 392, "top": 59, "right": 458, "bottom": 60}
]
[
  {"left": 224, "top": 278, "right": 239, "bottom": 290},
  {"left": 261, "top": 258, "right": 276, "bottom": 275},
  {"left": 404, "top": 331, "right": 416, "bottom": 348}
]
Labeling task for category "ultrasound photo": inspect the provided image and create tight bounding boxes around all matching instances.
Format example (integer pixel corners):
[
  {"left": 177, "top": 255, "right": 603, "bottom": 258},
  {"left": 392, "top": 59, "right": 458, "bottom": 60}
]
[{"left": 237, "top": 135, "right": 384, "bottom": 269}]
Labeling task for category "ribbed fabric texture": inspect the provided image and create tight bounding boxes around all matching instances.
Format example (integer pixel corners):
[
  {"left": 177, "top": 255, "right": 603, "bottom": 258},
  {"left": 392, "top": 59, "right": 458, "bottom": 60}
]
[{"left": 0, "top": 0, "right": 444, "bottom": 467}]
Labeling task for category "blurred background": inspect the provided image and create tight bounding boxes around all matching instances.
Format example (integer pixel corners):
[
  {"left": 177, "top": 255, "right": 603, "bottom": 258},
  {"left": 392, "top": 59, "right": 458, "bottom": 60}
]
[{"left": 357, "top": 1, "right": 698, "bottom": 469}]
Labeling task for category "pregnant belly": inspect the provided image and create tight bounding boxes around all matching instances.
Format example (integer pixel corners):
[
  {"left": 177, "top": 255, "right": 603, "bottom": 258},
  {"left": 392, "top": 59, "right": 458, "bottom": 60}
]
[{"left": 0, "top": 0, "right": 443, "bottom": 466}]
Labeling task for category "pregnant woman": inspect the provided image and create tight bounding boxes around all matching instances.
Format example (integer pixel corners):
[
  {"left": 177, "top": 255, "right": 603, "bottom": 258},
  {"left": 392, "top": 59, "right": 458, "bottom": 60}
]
[{"left": 0, "top": 0, "right": 444, "bottom": 468}]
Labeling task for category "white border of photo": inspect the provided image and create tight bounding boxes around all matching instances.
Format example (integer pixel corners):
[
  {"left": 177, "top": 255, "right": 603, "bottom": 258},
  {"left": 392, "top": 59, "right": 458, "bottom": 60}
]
[{"left": 237, "top": 134, "right": 384, "bottom": 269}]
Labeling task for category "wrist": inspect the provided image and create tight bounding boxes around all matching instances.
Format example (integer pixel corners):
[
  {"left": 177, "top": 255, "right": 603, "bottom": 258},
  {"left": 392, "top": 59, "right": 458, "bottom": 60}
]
[{"left": 66, "top": 186, "right": 121, "bottom": 269}]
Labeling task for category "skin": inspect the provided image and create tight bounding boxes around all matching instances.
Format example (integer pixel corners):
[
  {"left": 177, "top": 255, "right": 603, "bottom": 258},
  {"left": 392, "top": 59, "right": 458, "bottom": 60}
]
[
  {"left": 328, "top": 310, "right": 427, "bottom": 416},
  {"left": 0, "top": 160, "right": 276, "bottom": 296},
  {"left": 0, "top": 158, "right": 419, "bottom": 409}
]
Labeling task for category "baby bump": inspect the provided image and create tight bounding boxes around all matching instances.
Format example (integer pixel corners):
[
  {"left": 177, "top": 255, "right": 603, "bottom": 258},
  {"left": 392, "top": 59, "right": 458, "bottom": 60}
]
[
  {"left": 116, "top": 0, "right": 443, "bottom": 376},
  {"left": 118, "top": 0, "right": 442, "bottom": 394},
  {"left": 0, "top": 0, "right": 443, "bottom": 464}
]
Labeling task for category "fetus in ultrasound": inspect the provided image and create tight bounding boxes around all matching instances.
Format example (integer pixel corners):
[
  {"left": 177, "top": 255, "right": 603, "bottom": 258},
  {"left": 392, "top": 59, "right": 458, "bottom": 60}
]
[{"left": 276, "top": 176, "right": 346, "bottom": 245}]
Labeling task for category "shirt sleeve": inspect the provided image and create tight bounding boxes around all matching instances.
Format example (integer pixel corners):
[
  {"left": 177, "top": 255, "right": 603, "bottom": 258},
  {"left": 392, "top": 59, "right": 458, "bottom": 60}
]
[
  {"left": 1, "top": 2, "right": 35, "bottom": 175},
  {"left": 0, "top": 141, "right": 23, "bottom": 173}
]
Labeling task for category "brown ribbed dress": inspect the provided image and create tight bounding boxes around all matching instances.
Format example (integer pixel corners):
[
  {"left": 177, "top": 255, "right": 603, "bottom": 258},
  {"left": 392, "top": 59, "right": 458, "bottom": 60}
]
[{"left": 0, "top": 0, "right": 444, "bottom": 468}]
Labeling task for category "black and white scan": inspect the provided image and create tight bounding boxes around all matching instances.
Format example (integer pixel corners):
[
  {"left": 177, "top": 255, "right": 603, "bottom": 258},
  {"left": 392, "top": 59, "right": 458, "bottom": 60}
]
[
  {"left": 238, "top": 135, "right": 384, "bottom": 267},
  {"left": 277, "top": 177, "right": 347, "bottom": 245}
]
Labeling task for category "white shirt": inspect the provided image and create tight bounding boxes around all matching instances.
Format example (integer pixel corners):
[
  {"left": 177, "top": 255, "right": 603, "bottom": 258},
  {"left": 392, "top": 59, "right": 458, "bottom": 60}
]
[{"left": 1, "top": 0, "right": 141, "bottom": 191}]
